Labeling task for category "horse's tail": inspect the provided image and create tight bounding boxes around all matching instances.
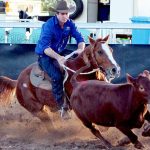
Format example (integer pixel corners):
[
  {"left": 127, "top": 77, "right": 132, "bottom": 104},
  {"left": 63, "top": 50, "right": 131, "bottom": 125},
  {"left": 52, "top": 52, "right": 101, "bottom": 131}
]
[
  {"left": 0, "top": 76, "right": 17, "bottom": 106},
  {"left": 71, "top": 62, "right": 91, "bottom": 88}
]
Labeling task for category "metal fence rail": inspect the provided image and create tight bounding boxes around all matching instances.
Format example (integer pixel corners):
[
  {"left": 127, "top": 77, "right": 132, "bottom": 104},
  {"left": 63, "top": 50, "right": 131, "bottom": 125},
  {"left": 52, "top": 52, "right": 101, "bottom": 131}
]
[
  {"left": 0, "top": 20, "right": 150, "bottom": 44},
  {"left": 0, "top": 20, "right": 150, "bottom": 29}
]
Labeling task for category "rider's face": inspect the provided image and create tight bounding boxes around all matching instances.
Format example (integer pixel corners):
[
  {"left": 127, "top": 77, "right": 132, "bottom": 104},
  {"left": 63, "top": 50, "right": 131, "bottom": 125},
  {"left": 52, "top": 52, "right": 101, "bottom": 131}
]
[{"left": 56, "top": 12, "right": 69, "bottom": 24}]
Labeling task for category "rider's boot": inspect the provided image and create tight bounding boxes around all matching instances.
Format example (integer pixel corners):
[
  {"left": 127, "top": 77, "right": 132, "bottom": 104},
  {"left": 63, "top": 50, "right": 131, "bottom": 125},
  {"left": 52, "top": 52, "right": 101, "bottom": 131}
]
[{"left": 58, "top": 98, "right": 71, "bottom": 120}]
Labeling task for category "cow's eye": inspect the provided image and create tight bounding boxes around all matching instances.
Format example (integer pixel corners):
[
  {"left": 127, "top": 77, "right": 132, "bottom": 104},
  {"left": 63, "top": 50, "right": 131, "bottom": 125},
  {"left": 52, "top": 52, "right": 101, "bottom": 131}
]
[{"left": 139, "top": 85, "right": 144, "bottom": 92}]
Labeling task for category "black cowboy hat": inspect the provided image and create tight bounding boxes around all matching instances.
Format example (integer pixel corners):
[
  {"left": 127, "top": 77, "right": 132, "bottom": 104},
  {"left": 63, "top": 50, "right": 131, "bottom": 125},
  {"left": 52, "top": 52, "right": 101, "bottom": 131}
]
[{"left": 49, "top": 0, "right": 75, "bottom": 13}]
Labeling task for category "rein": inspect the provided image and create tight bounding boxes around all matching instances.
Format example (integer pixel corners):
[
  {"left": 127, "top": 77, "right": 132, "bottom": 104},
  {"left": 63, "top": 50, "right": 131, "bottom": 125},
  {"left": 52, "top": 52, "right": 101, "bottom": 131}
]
[
  {"left": 62, "top": 50, "right": 100, "bottom": 91},
  {"left": 62, "top": 64, "right": 100, "bottom": 75},
  {"left": 62, "top": 50, "right": 100, "bottom": 75}
]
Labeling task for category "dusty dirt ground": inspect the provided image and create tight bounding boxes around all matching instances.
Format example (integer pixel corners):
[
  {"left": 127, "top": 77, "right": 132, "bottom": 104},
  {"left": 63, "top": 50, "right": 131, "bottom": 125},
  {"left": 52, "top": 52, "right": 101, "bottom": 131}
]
[{"left": 0, "top": 98, "right": 150, "bottom": 150}]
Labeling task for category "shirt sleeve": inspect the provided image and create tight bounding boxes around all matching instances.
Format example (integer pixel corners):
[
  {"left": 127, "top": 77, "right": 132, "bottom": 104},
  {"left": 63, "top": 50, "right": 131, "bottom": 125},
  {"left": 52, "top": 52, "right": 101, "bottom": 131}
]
[
  {"left": 70, "top": 21, "right": 85, "bottom": 44},
  {"left": 35, "top": 21, "right": 53, "bottom": 55}
]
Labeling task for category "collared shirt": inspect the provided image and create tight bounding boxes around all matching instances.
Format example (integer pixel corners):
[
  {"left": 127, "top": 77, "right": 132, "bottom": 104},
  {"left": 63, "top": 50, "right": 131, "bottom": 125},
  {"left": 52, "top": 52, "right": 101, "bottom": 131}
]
[{"left": 35, "top": 16, "right": 84, "bottom": 55}]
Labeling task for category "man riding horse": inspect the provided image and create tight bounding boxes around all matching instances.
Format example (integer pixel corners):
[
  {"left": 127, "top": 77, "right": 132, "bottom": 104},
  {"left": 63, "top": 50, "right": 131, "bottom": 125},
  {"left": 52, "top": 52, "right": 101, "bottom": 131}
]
[{"left": 35, "top": 0, "right": 85, "bottom": 119}]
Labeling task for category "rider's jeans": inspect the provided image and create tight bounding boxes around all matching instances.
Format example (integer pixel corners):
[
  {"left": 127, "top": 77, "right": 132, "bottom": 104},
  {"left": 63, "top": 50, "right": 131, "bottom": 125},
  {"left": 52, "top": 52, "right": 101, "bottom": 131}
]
[
  {"left": 37, "top": 49, "right": 75, "bottom": 108},
  {"left": 38, "top": 55, "right": 64, "bottom": 108}
]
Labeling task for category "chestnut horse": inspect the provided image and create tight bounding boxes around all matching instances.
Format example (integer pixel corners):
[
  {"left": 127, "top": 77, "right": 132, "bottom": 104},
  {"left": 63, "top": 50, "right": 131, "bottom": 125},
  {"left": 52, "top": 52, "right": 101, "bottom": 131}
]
[{"left": 0, "top": 36, "right": 120, "bottom": 124}]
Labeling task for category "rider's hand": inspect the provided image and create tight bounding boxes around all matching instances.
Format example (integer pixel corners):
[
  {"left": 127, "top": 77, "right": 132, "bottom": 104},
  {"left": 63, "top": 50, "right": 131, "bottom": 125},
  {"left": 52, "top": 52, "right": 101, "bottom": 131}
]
[
  {"left": 57, "top": 56, "right": 66, "bottom": 66},
  {"left": 76, "top": 48, "right": 84, "bottom": 54}
]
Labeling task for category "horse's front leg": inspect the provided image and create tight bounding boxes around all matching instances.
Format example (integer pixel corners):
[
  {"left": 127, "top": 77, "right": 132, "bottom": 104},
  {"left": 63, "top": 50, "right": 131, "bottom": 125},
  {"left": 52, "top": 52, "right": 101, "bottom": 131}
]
[
  {"left": 34, "top": 105, "right": 55, "bottom": 132},
  {"left": 142, "top": 110, "right": 150, "bottom": 137},
  {"left": 117, "top": 126, "right": 144, "bottom": 149}
]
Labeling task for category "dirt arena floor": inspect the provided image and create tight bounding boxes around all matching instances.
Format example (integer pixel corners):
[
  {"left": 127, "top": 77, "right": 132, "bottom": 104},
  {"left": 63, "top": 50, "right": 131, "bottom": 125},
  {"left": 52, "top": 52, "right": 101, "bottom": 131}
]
[{"left": 0, "top": 98, "right": 150, "bottom": 150}]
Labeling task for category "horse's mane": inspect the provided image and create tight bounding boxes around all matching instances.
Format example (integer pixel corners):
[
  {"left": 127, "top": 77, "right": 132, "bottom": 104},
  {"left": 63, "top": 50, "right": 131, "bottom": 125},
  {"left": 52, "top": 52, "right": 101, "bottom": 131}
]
[{"left": 0, "top": 76, "right": 17, "bottom": 106}]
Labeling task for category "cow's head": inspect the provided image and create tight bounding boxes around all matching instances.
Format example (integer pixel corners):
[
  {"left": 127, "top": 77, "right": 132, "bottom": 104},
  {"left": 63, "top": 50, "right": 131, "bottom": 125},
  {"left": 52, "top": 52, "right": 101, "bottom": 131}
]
[{"left": 126, "top": 70, "right": 150, "bottom": 103}]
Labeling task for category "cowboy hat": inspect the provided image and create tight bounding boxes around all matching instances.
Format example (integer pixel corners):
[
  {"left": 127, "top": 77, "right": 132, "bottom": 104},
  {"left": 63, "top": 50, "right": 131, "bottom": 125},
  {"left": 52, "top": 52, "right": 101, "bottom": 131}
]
[{"left": 49, "top": 0, "right": 75, "bottom": 13}]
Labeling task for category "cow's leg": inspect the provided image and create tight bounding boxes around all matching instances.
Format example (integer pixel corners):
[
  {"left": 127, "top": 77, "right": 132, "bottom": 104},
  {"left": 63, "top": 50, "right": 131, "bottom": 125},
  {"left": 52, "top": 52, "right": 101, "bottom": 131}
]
[
  {"left": 72, "top": 98, "right": 111, "bottom": 148},
  {"left": 82, "top": 121, "right": 111, "bottom": 148},
  {"left": 142, "top": 111, "right": 150, "bottom": 136},
  {"left": 117, "top": 126, "right": 144, "bottom": 149},
  {"left": 72, "top": 105, "right": 111, "bottom": 148},
  {"left": 144, "top": 111, "right": 150, "bottom": 121},
  {"left": 117, "top": 136, "right": 131, "bottom": 146}
]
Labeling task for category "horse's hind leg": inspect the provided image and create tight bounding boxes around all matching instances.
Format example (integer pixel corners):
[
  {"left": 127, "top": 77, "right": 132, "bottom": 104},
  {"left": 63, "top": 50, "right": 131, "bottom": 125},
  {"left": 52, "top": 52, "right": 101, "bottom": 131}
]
[{"left": 17, "top": 86, "right": 54, "bottom": 131}]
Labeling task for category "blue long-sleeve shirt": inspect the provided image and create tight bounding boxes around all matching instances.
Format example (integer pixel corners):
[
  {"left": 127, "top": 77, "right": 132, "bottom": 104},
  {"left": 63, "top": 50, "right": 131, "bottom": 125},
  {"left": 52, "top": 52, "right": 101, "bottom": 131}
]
[{"left": 35, "top": 16, "right": 84, "bottom": 55}]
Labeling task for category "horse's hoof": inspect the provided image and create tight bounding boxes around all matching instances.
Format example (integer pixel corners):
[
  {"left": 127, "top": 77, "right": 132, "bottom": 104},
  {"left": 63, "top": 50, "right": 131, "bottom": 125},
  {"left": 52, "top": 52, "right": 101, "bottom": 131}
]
[
  {"left": 117, "top": 137, "right": 131, "bottom": 146},
  {"left": 134, "top": 141, "right": 144, "bottom": 149}
]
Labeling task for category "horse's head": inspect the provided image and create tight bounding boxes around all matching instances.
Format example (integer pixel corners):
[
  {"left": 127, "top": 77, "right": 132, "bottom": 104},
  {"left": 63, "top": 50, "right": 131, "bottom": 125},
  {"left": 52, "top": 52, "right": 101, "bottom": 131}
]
[{"left": 83, "top": 35, "right": 120, "bottom": 80}]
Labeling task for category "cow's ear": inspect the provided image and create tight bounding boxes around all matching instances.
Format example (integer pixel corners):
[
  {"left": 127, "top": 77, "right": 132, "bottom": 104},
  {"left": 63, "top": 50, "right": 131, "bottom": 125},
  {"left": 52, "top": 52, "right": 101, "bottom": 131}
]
[{"left": 126, "top": 73, "right": 135, "bottom": 84}]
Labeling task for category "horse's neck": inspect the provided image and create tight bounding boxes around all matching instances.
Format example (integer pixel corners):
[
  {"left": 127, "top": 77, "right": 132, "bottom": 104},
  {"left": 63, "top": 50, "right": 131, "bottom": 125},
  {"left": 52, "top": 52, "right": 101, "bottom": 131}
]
[{"left": 66, "top": 56, "right": 84, "bottom": 70}]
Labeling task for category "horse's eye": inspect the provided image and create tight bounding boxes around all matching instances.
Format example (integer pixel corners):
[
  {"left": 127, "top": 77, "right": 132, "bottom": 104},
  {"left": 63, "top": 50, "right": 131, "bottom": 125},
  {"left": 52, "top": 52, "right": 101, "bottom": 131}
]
[
  {"left": 98, "top": 50, "right": 103, "bottom": 55},
  {"left": 139, "top": 85, "right": 145, "bottom": 92}
]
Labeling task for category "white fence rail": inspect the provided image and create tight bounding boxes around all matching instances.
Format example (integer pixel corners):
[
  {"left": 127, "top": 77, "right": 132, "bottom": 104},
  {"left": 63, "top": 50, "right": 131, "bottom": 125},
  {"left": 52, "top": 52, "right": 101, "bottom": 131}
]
[{"left": 0, "top": 20, "right": 150, "bottom": 29}]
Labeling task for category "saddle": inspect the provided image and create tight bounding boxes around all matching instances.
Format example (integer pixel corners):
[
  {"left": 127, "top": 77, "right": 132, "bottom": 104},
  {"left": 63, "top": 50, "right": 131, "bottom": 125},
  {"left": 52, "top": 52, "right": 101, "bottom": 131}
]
[
  {"left": 30, "top": 63, "right": 52, "bottom": 90},
  {"left": 30, "top": 63, "right": 68, "bottom": 91}
]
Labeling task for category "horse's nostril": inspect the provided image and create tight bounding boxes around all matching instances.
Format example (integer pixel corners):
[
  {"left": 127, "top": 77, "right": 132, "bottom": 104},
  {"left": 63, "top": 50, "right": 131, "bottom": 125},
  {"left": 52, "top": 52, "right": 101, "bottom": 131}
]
[{"left": 112, "top": 68, "right": 116, "bottom": 74}]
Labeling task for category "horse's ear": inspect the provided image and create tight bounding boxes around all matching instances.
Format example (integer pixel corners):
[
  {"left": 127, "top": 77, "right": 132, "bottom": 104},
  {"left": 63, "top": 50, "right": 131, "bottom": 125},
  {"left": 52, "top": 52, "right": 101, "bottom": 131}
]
[
  {"left": 88, "top": 36, "right": 95, "bottom": 45},
  {"left": 126, "top": 73, "right": 135, "bottom": 84},
  {"left": 102, "top": 35, "right": 109, "bottom": 42}
]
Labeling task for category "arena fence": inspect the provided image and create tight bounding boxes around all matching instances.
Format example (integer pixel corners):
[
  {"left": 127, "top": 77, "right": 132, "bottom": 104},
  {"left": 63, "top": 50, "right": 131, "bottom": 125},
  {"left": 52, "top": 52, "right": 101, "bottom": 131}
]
[{"left": 0, "top": 43, "right": 150, "bottom": 84}]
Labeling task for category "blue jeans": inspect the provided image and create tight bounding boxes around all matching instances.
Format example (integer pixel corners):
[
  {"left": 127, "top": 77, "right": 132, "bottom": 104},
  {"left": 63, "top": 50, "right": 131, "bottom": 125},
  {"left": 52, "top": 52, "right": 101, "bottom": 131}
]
[{"left": 38, "top": 49, "right": 73, "bottom": 108}]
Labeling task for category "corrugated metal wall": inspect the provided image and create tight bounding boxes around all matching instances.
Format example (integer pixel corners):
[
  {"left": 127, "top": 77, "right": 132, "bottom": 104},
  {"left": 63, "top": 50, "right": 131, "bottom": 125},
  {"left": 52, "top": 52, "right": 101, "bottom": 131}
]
[{"left": 0, "top": 44, "right": 150, "bottom": 84}]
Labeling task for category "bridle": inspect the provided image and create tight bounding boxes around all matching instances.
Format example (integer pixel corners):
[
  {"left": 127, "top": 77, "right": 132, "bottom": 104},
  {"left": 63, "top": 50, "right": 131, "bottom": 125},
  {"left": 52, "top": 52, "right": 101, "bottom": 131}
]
[{"left": 62, "top": 49, "right": 100, "bottom": 75}]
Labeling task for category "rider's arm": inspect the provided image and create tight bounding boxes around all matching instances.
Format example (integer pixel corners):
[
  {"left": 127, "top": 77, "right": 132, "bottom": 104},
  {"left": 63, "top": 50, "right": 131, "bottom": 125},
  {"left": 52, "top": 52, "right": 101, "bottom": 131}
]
[
  {"left": 44, "top": 48, "right": 65, "bottom": 66},
  {"left": 76, "top": 42, "right": 85, "bottom": 54}
]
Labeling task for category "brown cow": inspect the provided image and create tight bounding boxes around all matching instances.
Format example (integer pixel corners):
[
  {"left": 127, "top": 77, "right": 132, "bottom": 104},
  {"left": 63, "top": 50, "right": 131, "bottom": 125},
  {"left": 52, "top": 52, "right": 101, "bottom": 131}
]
[{"left": 70, "top": 64, "right": 150, "bottom": 149}]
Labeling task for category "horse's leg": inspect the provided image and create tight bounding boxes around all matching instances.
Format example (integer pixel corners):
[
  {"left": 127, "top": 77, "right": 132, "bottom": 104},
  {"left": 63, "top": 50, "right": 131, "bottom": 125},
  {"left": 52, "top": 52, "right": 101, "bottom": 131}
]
[
  {"left": 33, "top": 105, "right": 55, "bottom": 132},
  {"left": 17, "top": 87, "right": 54, "bottom": 131}
]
